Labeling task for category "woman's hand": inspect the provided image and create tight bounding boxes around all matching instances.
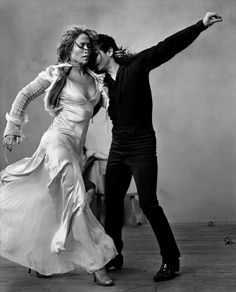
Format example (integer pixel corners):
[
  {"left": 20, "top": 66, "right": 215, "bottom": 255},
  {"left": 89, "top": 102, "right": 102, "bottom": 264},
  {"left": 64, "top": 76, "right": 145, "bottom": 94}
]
[
  {"left": 203, "top": 12, "right": 222, "bottom": 28},
  {"left": 3, "top": 135, "right": 20, "bottom": 152}
]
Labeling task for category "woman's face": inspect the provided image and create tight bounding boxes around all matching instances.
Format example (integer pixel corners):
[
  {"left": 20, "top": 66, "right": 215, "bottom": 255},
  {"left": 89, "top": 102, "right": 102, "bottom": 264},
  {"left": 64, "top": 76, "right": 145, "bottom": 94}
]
[{"left": 70, "top": 33, "right": 92, "bottom": 66}]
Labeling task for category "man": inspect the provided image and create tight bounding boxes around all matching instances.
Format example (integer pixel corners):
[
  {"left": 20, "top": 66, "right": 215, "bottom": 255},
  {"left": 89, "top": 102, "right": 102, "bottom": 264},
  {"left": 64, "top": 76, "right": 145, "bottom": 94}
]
[{"left": 95, "top": 12, "right": 222, "bottom": 281}]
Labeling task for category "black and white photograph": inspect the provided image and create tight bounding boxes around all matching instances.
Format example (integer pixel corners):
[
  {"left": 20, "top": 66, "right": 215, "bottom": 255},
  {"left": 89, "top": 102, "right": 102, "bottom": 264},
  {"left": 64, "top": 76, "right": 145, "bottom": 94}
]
[{"left": 0, "top": 0, "right": 235, "bottom": 291}]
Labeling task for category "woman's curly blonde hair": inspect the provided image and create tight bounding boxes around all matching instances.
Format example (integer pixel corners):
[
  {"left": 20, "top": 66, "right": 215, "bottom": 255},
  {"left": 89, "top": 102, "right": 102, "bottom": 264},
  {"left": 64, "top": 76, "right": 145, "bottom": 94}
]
[{"left": 57, "top": 25, "right": 98, "bottom": 63}]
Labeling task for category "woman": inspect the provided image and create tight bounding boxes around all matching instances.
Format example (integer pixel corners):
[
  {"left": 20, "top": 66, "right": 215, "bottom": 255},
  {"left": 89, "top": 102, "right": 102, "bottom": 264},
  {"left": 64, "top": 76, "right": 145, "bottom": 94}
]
[{"left": 0, "top": 25, "right": 116, "bottom": 286}]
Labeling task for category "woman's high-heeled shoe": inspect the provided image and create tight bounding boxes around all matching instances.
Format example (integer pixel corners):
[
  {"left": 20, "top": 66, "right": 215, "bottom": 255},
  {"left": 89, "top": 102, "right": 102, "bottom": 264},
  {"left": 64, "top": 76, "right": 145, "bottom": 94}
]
[
  {"left": 93, "top": 269, "right": 114, "bottom": 286},
  {"left": 28, "top": 268, "right": 52, "bottom": 278}
]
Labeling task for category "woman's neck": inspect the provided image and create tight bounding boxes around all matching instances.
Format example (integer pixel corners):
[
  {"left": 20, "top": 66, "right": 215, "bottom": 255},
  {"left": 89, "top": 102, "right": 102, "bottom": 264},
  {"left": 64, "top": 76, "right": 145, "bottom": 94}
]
[{"left": 71, "top": 64, "right": 87, "bottom": 75}]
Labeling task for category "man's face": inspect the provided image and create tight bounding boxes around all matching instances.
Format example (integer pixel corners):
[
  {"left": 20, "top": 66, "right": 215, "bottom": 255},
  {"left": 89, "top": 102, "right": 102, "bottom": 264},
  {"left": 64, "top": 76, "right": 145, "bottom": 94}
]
[{"left": 95, "top": 49, "right": 111, "bottom": 72}]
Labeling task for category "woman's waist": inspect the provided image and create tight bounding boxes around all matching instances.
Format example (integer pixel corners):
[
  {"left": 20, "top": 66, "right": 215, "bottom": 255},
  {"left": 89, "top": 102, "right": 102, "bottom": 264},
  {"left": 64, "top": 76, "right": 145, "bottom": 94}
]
[
  {"left": 58, "top": 107, "right": 92, "bottom": 122},
  {"left": 51, "top": 113, "right": 89, "bottom": 135},
  {"left": 55, "top": 110, "right": 89, "bottom": 123}
]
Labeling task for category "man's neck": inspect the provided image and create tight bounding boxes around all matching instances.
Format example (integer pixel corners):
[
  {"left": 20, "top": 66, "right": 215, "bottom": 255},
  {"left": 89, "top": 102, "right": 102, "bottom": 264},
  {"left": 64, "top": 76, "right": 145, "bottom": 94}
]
[{"left": 107, "top": 61, "right": 120, "bottom": 81}]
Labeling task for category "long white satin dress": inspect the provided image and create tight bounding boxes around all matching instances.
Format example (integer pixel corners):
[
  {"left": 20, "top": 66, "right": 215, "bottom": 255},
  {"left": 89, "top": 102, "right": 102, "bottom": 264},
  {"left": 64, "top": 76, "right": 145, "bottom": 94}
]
[{"left": 0, "top": 64, "right": 116, "bottom": 275}]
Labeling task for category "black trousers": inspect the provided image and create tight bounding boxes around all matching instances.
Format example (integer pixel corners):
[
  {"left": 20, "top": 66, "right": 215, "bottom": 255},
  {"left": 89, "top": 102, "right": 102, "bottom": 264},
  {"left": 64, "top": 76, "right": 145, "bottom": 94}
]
[{"left": 104, "top": 126, "right": 180, "bottom": 262}]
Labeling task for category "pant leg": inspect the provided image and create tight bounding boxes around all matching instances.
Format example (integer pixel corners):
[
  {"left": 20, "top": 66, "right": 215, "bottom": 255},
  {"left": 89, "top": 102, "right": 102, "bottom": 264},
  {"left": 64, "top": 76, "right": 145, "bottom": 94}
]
[
  {"left": 104, "top": 151, "right": 132, "bottom": 254},
  {"left": 127, "top": 133, "right": 180, "bottom": 261}
]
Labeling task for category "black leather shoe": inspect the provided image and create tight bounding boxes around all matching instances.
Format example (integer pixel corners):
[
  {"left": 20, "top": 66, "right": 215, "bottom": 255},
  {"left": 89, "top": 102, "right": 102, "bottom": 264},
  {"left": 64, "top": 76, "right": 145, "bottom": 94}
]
[
  {"left": 106, "top": 254, "right": 123, "bottom": 270},
  {"left": 153, "top": 259, "right": 180, "bottom": 282}
]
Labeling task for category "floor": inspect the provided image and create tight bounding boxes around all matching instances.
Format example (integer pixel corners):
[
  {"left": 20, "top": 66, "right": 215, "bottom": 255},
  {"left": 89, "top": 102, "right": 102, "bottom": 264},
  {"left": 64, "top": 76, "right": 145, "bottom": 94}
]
[{"left": 1, "top": 222, "right": 236, "bottom": 292}]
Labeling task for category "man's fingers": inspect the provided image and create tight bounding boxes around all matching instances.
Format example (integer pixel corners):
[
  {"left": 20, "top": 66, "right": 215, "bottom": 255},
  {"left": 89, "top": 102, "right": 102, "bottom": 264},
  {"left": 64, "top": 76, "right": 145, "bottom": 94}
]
[
  {"left": 210, "top": 14, "right": 222, "bottom": 22},
  {"left": 204, "top": 12, "right": 222, "bottom": 27}
]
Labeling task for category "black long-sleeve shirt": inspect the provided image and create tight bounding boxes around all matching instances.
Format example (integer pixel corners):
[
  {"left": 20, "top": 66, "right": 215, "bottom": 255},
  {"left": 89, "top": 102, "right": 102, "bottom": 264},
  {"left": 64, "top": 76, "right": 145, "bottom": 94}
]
[{"left": 105, "top": 20, "right": 206, "bottom": 129}]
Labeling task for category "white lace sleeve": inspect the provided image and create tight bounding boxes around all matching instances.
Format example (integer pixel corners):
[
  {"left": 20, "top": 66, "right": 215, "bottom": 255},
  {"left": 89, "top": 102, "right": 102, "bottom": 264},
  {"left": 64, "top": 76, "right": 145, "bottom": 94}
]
[{"left": 3, "top": 68, "right": 52, "bottom": 138}]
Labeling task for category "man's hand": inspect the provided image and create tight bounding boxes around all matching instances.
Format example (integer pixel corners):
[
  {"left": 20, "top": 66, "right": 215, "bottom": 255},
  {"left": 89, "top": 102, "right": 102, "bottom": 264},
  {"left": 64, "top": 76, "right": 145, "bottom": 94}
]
[
  {"left": 203, "top": 12, "right": 222, "bottom": 28},
  {"left": 3, "top": 135, "right": 20, "bottom": 151}
]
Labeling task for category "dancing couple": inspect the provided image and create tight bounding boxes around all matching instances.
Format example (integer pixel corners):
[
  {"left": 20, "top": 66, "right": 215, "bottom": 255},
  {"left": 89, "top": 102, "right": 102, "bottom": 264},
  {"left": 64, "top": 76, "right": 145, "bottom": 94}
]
[{"left": 0, "top": 12, "right": 222, "bottom": 286}]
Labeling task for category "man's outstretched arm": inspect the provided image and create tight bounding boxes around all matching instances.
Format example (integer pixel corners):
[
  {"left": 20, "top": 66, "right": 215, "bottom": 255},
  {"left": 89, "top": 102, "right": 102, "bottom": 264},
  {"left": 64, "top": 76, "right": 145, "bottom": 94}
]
[{"left": 139, "top": 12, "right": 222, "bottom": 72}]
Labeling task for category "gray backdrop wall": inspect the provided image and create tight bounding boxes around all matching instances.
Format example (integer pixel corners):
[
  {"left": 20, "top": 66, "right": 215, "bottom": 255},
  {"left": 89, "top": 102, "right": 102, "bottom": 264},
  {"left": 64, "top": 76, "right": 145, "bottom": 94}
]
[{"left": 0, "top": 0, "right": 235, "bottom": 222}]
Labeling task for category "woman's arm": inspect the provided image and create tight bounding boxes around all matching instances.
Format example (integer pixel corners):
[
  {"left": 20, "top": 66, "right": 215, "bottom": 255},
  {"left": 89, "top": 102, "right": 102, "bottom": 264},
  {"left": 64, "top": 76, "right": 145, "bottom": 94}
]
[{"left": 3, "top": 69, "right": 53, "bottom": 151}]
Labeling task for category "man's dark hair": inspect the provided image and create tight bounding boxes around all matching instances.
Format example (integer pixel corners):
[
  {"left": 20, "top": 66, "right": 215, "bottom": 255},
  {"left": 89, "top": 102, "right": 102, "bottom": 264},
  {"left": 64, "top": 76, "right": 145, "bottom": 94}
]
[
  {"left": 97, "top": 34, "right": 119, "bottom": 53},
  {"left": 97, "top": 34, "right": 135, "bottom": 65}
]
